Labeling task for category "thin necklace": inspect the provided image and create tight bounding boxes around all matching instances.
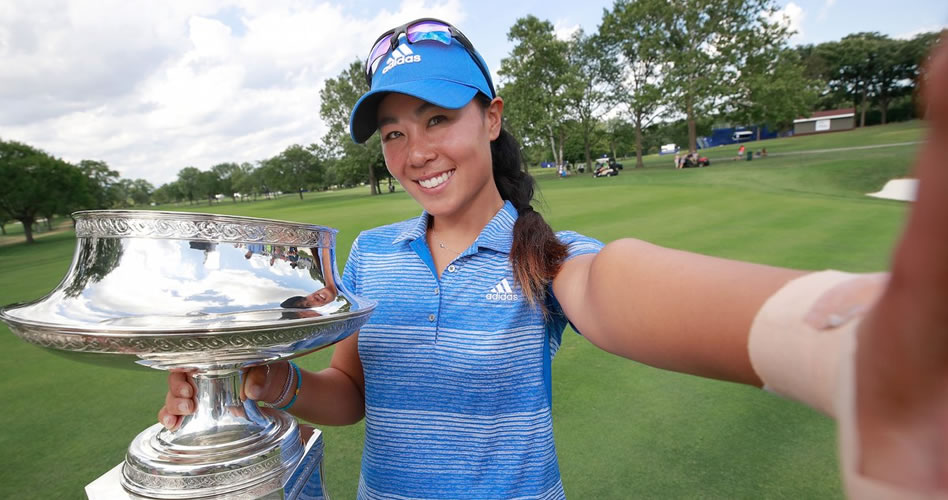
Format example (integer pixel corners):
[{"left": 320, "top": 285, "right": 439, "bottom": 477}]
[
  {"left": 430, "top": 230, "right": 466, "bottom": 256},
  {"left": 436, "top": 239, "right": 465, "bottom": 256}
]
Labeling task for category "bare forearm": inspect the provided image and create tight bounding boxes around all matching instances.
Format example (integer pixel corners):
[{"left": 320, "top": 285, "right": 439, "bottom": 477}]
[
  {"left": 563, "top": 238, "right": 806, "bottom": 385},
  {"left": 288, "top": 366, "right": 365, "bottom": 426}
]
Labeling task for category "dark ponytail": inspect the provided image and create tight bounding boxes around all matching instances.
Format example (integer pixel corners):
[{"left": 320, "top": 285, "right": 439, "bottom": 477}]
[{"left": 477, "top": 95, "right": 568, "bottom": 312}]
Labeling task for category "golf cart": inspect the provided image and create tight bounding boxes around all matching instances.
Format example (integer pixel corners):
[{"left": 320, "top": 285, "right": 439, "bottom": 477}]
[
  {"left": 592, "top": 157, "right": 623, "bottom": 177},
  {"left": 592, "top": 158, "right": 619, "bottom": 177},
  {"left": 679, "top": 152, "right": 710, "bottom": 168}
]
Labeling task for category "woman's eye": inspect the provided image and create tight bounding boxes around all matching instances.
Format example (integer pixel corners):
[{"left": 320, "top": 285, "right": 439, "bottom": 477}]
[
  {"left": 428, "top": 115, "right": 446, "bottom": 127},
  {"left": 383, "top": 130, "right": 402, "bottom": 141}
]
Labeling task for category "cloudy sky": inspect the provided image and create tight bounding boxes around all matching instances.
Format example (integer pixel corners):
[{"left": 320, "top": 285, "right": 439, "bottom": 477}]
[{"left": 1, "top": 0, "right": 945, "bottom": 186}]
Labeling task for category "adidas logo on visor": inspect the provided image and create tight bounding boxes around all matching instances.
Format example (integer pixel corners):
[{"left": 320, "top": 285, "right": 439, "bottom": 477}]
[
  {"left": 485, "top": 278, "right": 519, "bottom": 302},
  {"left": 381, "top": 44, "right": 421, "bottom": 75}
]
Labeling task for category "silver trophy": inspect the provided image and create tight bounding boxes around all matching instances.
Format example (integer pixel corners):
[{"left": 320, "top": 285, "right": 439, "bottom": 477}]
[{"left": 0, "top": 210, "right": 376, "bottom": 499}]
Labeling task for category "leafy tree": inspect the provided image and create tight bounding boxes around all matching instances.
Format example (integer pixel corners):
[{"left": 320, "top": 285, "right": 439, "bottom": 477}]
[
  {"left": 903, "top": 31, "right": 943, "bottom": 116},
  {"left": 730, "top": 46, "right": 817, "bottom": 137},
  {"left": 128, "top": 179, "right": 154, "bottom": 206},
  {"left": 78, "top": 159, "right": 120, "bottom": 209},
  {"left": 281, "top": 145, "right": 324, "bottom": 198},
  {"left": 211, "top": 162, "right": 242, "bottom": 202},
  {"left": 563, "top": 30, "right": 619, "bottom": 169},
  {"left": 38, "top": 163, "right": 89, "bottom": 229},
  {"left": 0, "top": 140, "right": 86, "bottom": 243},
  {"left": 107, "top": 178, "right": 133, "bottom": 208},
  {"left": 319, "top": 59, "right": 386, "bottom": 195},
  {"left": 656, "top": 0, "right": 789, "bottom": 151},
  {"left": 600, "top": 0, "right": 668, "bottom": 168},
  {"left": 197, "top": 169, "right": 221, "bottom": 205},
  {"left": 499, "top": 16, "right": 573, "bottom": 168},
  {"left": 153, "top": 182, "right": 183, "bottom": 205},
  {"left": 816, "top": 32, "right": 888, "bottom": 127},
  {"left": 176, "top": 167, "right": 202, "bottom": 205},
  {"left": 232, "top": 162, "right": 260, "bottom": 200}
]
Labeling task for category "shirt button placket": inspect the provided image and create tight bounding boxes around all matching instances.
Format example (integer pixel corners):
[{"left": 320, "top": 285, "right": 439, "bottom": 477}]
[{"left": 433, "top": 266, "right": 456, "bottom": 343}]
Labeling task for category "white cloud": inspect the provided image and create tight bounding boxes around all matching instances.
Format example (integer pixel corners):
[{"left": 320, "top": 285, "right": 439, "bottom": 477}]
[
  {"left": 553, "top": 20, "right": 580, "bottom": 41},
  {"left": 817, "top": 0, "right": 836, "bottom": 22},
  {"left": 768, "top": 2, "right": 806, "bottom": 43},
  {"left": 895, "top": 24, "right": 947, "bottom": 40},
  {"left": 0, "top": 0, "right": 465, "bottom": 185}
]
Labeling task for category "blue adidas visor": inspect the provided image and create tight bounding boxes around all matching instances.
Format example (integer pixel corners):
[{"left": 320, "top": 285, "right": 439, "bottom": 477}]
[{"left": 349, "top": 37, "right": 494, "bottom": 144}]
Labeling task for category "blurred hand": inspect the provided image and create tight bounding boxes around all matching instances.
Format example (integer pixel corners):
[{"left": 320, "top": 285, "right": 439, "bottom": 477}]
[{"left": 855, "top": 39, "right": 948, "bottom": 492}]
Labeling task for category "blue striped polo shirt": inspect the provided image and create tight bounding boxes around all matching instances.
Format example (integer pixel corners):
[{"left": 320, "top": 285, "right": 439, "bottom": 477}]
[{"left": 341, "top": 201, "right": 603, "bottom": 499}]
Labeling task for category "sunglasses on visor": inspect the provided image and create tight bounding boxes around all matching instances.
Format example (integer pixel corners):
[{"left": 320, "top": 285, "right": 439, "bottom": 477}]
[{"left": 363, "top": 18, "right": 496, "bottom": 97}]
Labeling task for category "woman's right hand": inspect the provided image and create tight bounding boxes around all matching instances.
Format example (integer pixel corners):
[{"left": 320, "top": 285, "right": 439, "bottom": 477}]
[{"left": 158, "top": 370, "right": 197, "bottom": 431}]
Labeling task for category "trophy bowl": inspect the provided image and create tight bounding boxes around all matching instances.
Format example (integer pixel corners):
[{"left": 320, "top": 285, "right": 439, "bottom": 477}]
[{"left": 0, "top": 210, "right": 376, "bottom": 499}]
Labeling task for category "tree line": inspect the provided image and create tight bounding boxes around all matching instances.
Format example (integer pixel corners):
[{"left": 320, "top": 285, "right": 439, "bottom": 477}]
[
  {"left": 498, "top": 0, "right": 941, "bottom": 170},
  {"left": 1, "top": 0, "right": 942, "bottom": 244}
]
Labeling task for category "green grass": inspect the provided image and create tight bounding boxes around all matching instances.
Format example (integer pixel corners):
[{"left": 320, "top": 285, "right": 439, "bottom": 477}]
[{"left": 0, "top": 121, "right": 924, "bottom": 499}]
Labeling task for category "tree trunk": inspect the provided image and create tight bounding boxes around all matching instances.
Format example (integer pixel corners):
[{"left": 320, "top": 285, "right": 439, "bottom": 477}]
[
  {"left": 557, "top": 129, "right": 565, "bottom": 168},
  {"left": 757, "top": 127, "right": 762, "bottom": 141},
  {"left": 368, "top": 164, "right": 378, "bottom": 195},
  {"left": 687, "top": 95, "right": 697, "bottom": 153},
  {"left": 583, "top": 138, "right": 592, "bottom": 176},
  {"left": 0, "top": 222, "right": 5, "bottom": 235},
  {"left": 548, "top": 130, "right": 557, "bottom": 167},
  {"left": 45, "top": 217, "right": 52, "bottom": 230},
  {"left": 859, "top": 87, "right": 868, "bottom": 127},
  {"left": 20, "top": 217, "right": 35, "bottom": 244},
  {"left": 611, "top": 139, "right": 617, "bottom": 161},
  {"left": 880, "top": 96, "right": 889, "bottom": 125},
  {"left": 634, "top": 112, "right": 644, "bottom": 169}
]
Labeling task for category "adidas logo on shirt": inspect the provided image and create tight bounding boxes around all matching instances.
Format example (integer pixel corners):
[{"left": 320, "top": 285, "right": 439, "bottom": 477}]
[
  {"left": 485, "top": 278, "right": 519, "bottom": 302},
  {"left": 381, "top": 44, "right": 421, "bottom": 75}
]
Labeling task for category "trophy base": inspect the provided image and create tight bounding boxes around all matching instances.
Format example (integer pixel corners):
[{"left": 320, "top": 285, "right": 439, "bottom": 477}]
[{"left": 85, "top": 429, "right": 328, "bottom": 500}]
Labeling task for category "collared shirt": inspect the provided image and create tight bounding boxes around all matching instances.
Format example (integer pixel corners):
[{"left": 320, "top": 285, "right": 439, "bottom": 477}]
[{"left": 343, "top": 201, "right": 603, "bottom": 500}]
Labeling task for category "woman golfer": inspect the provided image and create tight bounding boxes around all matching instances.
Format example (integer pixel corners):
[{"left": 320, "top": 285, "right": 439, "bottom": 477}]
[{"left": 160, "top": 18, "right": 948, "bottom": 499}]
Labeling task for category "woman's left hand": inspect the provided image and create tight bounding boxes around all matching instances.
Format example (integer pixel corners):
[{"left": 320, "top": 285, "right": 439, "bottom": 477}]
[{"left": 854, "top": 39, "right": 948, "bottom": 491}]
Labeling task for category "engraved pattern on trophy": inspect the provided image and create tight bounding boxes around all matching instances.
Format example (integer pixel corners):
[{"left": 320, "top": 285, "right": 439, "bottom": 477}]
[
  {"left": 75, "top": 211, "right": 335, "bottom": 248},
  {"left": 123, "top": 454, "right": 286, "bottom": 490},
  {"left": 7, "top": 316, "right": 360, "bottom": 356},
  {"left": 0, "top": 210, "right": 375, "bottom": 499}
]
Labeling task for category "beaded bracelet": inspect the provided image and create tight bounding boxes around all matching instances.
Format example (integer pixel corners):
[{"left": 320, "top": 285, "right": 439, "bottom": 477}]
[{"left": 276, "top": 362, "right": 303, "bottom": 411}]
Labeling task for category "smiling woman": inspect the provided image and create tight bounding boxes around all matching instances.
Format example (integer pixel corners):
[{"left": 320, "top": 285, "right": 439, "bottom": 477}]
[{"left": 156, "top": 16, "right": 948, "bottom": 500}]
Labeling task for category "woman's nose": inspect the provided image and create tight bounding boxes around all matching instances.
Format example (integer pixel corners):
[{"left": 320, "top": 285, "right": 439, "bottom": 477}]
[{"left": 407, "top": 136, "right": 436, "bottom": 168}]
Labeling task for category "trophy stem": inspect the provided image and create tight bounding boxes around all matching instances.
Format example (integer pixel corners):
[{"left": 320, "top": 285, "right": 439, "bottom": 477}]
[
  {"left": 159, "top": 370, "right": 271, "bottom": 447},
  {"left": 122, "top": 367, "right": 306, "bottom": 498}
]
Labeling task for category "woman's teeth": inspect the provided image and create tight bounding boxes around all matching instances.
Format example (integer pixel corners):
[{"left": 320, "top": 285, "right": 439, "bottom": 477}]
[{"left": 419, "top": 170, "right": 453, "bottom": 189}]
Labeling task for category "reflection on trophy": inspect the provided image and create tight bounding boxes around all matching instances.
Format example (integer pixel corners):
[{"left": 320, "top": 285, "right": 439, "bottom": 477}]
[{"left": 0, "top": 211, "right": 376, "bottom": 499}]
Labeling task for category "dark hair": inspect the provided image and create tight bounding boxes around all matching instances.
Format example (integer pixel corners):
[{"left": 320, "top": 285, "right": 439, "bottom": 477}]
[{"left": 475, "top": 95, "right": 568, "bottom": 312}]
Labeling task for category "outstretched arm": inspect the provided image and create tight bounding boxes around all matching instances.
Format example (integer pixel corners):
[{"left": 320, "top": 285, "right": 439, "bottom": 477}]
[
  {"left": 554, "top": 40, "right": 948, "bottom": 494},
  {"left": 553, "top": 239, "right": 805, "bottom": 386}
]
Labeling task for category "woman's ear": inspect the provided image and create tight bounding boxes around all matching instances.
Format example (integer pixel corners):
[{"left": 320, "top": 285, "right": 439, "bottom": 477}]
[{"left": 486, "top": 97, "right": 504, "bottom": 141}]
